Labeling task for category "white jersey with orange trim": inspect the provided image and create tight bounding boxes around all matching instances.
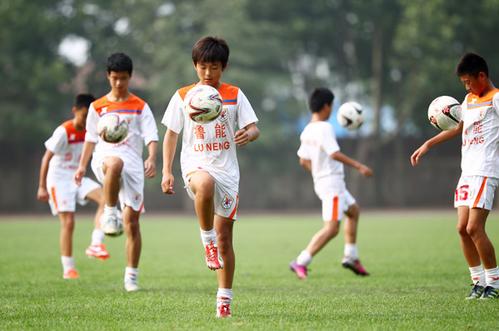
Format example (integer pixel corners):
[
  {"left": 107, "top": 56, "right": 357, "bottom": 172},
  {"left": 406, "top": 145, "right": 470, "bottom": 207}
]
[
  {"left": 85, "top": 94, "right": 159, "bottom": 164},
  {"left": 161, "top": 83, "right": 258, "bottom": 190},
  {"left": 461, "top": 89, "right": 499, "bottom": 178}
]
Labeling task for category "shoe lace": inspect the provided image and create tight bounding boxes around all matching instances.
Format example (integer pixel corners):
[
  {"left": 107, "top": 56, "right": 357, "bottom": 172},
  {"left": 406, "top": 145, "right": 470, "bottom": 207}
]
[{"left": 206, "top": 242, "right": 218, "bottom": 262}]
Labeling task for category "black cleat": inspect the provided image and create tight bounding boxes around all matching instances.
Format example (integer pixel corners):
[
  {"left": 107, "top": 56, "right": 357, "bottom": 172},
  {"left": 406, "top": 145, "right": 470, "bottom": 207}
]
[
  {"left": 466, "top": 283, "right": 485, "bottom": 300},
  {"left": 341, "top": 257, "right": 369, "bottom": 276},
  {"left": 480, "top": 286, "right": 499, "bottom": 299}
]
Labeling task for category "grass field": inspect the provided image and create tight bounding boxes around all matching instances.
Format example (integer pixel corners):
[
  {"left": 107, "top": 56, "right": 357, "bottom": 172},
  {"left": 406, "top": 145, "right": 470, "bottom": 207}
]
[{"left": 0, "top": 211, "right": 498, "bottom": 330}]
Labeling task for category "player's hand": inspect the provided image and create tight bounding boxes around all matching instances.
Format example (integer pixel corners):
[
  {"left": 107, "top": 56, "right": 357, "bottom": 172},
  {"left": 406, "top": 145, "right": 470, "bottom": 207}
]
[
  {"left": 161, "top": 173, "right": 175, "bottom": 194},
  {"left": 358, "top": 164, "right": 373, "bottom": 177},
  {"left": 144, "top": 158, "right": 156, "bottom": 178},
  {"left": 37, "top": 187, "right": 49, "bottom": 202},
  {"left": 410, "top": 143, "right": 429, "bottom": 167},
  {"left": 74, "top": 166, "right": 86, "bottom": 186},
  {"left": 234, "top": 128, "right": 250, "bottom": 146}
]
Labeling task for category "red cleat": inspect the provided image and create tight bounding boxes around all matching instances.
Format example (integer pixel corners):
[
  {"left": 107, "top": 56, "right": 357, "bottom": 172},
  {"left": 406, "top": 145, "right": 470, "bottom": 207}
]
[
  {"left": 216, "top": 296, "right": 232, "bottom": 318},
  {"left": 342, "top": 257, "right": 369, "bottom": 276},
  {"left": 85, "top": 244, "right": 110, "bottom": 260},
  {"left": 205, "top": 241, "right": 224, "bottom": 270}
]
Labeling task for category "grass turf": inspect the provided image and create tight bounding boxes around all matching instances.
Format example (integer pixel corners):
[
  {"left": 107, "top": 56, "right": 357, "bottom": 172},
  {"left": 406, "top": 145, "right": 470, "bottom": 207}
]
[{"left": 0, "top": 211, "right": 498, "bottom": 330}]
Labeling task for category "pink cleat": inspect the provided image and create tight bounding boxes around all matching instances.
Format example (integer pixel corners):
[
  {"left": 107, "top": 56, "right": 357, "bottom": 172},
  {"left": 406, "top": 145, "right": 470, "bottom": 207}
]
[
  {"left": 63, "top": 268, "right": 79, "bottom": 279},
  {"left": 289, "top": 261, "right": 308, "bottom": 280},
  {"left": 205, "top": 241, "right": 224, "bottom": 270},
  {"left": 85, "top": 244, "right": 110, "bottom": 260},
  {"left": 216, "top": 297, "right": 232, "bottom": 318},
  {"left": 342, "top": 257, "right": 369, "bottom": 276}
]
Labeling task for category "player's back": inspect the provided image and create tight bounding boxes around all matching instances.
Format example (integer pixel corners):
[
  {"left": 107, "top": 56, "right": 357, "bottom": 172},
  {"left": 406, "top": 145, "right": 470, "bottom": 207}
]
[{"left": 46, "top": 120, "right": 85, "bottom": 175}]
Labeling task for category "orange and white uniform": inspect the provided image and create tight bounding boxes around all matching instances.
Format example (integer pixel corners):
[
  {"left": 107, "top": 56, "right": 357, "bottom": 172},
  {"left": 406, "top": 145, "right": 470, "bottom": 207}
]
[
  {"left": 455, "top": 89, "right": 499, "bottom": 210},
  {"left": 297, "top": 121, "right": 355, "bottom": 221},
  {"left": 85, "top": 94, "right": 159, "bottom": 211},
  {"left": 45, "top": 120, "right": 100, "bottom": 215},
  {"left": 162, "top": 83, "right": 258, "bottom": 220}
]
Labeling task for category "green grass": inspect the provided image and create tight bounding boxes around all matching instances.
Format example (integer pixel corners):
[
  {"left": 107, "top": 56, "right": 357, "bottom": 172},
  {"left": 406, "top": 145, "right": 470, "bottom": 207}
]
[{"left": 0, "top": 211, "right": 498, "bottom": 330}]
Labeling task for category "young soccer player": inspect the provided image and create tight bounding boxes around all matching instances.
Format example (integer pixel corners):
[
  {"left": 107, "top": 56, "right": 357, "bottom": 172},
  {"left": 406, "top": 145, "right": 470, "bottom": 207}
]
[
  {"left": 411, "top": 52, "right": 499, "bottom": 299},
  {"left": 289, "top": 87, "right": 373, "bottom": 280},
  {"left": 161, "top": 36, "right": 260, "bottom": 318},
  {"left": 37, "top": 93, "right": 109, "bottom": 279},
  {"left": 74, "top": 53, "right": 159, "bottom": 292}
]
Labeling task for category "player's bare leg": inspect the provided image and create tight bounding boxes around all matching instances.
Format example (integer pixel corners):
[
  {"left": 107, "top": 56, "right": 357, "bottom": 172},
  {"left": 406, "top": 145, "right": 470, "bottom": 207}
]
[
  {"left": 84, "top": 188, "right": 109, "bottom": 260},
  {"left": 342, "top": 204, "right": 369, "bottom": 276},
  {"left": 215, "top": 215, "right": 234, "bottom": 318},
  {"left": 123, "top": 206, "right": 141, "bottom": 292},
  {"left": 59, "top": 212, "right": 79, "bottom": 279}
]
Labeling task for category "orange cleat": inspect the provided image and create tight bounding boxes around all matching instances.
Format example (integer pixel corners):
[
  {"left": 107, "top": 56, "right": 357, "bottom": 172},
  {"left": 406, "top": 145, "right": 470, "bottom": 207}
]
[
  {"left": 63, "top": 268, "right": 79, "bottom": 279},
  {"left": 85, "top": 244, "right": 110, "bottom": 260}
]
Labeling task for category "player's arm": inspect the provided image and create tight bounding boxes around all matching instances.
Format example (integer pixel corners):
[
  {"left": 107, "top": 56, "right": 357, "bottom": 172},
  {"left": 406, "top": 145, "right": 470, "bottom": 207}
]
[
  {"left": 37, "top": 150, "right": 54, "bottom": 201},
  {"left": 161, "top": 129, "right": 178, "bottom": 194},
  {"left": 410, "top": 121, "right": 463, "bottom": 166},
  {"left": 235, "top": 122, "right": 260, "bottom": 146},
  {"left": 299, "top": 158, "right": 312, "bottom": 172},
  {"left": 74, "top": 141, "right": 96, "bottom": 185},
  {"left": 331, "top": 151, "right": 373, "bottom": 177},
  {"left": 144, "top": 141, "right": 158, "bottom": 178}
]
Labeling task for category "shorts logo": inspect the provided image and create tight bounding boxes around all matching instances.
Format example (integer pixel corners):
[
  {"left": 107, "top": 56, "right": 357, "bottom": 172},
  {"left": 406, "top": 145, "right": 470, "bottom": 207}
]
[
  {"left": 221, "top": 194, "right": 233, "bottom": 209},
  {"left": 134, "top": 194, "right": 141, "bottom": 202}
]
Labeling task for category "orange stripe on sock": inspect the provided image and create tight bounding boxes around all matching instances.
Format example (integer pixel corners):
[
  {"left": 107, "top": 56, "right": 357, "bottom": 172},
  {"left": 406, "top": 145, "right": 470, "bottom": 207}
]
[
  {"left": 332, "top": 196, "right": 339, "bottom": 221},
  {"left": 50, "top": 187, "right": 58, "bottom": 211},
  {"left": 473, "top": 177, "right": 488, "bottom": 208}
]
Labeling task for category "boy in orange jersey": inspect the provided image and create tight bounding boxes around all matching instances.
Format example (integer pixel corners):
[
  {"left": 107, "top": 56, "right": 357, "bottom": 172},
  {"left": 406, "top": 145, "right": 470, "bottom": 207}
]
[
  {"left": 75, "top": 53, "right": 158, "bottom": 292},
  {"left": 411, "top": 53, "right": 499, "bottom": 299},
  {"left": 161, "top": 36, "right": 260, "bottom": 318},
  {"left": 290, "top": 88, "right": 373, "bottom": 280},
  {"left": 37, "top": 94, "right": 108, "bottom": 280}
]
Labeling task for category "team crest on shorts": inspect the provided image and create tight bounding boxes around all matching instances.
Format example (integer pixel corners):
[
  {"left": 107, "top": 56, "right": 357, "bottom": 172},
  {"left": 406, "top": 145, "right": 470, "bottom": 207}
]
[{"left": 221, "top": 194, "right": 233, "bottom": 209}]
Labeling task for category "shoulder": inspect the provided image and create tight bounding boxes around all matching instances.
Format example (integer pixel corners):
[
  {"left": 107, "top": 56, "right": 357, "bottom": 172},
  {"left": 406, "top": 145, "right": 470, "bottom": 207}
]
[
  {"left": 177, "top": 84, "right": 197, "bottom": 101},
  {"left": 126, "top": 93, "right": 147, "bottom": 109},
  {"left": 219, "top": 83, "right": 240, "bottom": 103},
  {"left": 91, "top": 96, "right": 109, "bottom": 114}
]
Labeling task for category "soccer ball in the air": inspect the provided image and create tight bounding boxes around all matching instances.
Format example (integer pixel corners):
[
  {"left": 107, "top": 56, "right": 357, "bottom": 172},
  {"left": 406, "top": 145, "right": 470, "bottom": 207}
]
[
  {"left": 427, "top": 96, "right": 462, "bottom": 131},
  {"left": 100, "top": 212, "right": 123, "bottom": 237},
  {"left": 185, "top": 85, "right": 223, "bottom": 124},
  {"left": 337, "top": 102, "right": 364, "bottom": 130},
  {"left": 97, "top": 113, "right": 128, "bottom": 143}
]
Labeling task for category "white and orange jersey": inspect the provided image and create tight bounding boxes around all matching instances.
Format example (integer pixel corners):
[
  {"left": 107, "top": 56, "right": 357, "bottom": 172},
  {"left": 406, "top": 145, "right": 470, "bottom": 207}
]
[
  {"left": 85, "top": 94, "right": 159, "bottom": 163},
  {"left": 161, "top": 83, "right": 258, "bottom": 190},
  {"left": 45, "top": 120, "right": 86, "bottom": 175},
  {"left": 297, "top": 121, "right": 345, "bottom": 196},
  {"left": 461, "top": 89, "right": 499, "bottom": 178}
]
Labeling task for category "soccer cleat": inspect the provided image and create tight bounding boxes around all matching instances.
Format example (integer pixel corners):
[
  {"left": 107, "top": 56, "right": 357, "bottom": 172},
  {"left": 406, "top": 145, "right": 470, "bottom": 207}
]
[
  {"left": 100, "top": 213, "right": 123, "bottom": 237},
  {"left": 289, "top": 261, "right": 308, "bottom": 280},
  {"left": 342, "top": 257, "right": 370, "bottom": 276},
  {"left": 480, "top": 286, "right": 499, "bottom": 299},
  {"left": 466, "top": 283, "right": 485, "bottom": 300},
  {"left": 85, "top": 244, "right": 110, "bottom": 260},
  {"left": 216, "top": 297, "right": 232, "bottom": 318},
  {"left": 205, "top": 241, "right": 224, "bottom": 270},
  {"left": 63, "top": 268, "right": 79, "bottom": 279}
]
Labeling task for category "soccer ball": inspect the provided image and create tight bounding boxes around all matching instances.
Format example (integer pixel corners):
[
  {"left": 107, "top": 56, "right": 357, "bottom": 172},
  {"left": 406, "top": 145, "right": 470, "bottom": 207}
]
[
  {"left": 100, "top": 213, "right": 123, "bottom": 237},
  {"left": 337, "top": 102, "right": 364, "bottom": 130},
  {"left": 427, "top": 96, "right": 462, "bottom": 131},
  {"left": 185, "top": 85, "right": 223, "bottom": 124},
  {"left": 97, "top": 113, "right": 128, "bottom": 143}
]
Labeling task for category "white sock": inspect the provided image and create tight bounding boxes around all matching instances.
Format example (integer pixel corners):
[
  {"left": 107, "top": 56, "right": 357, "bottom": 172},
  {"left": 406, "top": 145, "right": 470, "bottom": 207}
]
[
  {"left": 484, "top": 266, "right": 499, "bottom": 288},
  {"left": 91, "top": 228, "right": 105, "bottom": 246},
  {"left": 104, "top": 205, "right": 118, "bottom": 216},
  {"left": 61, "top": 256, "right": 75, "bottom": 273},
  {"left": 469, "top": 265, "right": 486, "bottom": 286},
  {"left": 200, "top": 228, "right": 217, "bottom": 247},
  {"left": 344, "top": 243, "right": 358, "bottom": 259},
  {"left": 124, "top": 267, "right": 139, "bottom": 283},
  {"left": 296, "top": 250, "right": 312, "bottom": 266},
  {"left": 217, "top": 288, "right": 233, "bottom": 300}
]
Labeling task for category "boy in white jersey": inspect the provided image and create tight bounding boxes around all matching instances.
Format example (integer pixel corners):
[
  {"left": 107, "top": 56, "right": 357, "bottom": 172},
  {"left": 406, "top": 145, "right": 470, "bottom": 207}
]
[
  {"left": 290, "top": 88, "right": 373, "bottom": 280},
  {"left": 37, "top": 94, "right": 108, "bottom": 279},
  {"left": 411, "top": 53, "right": 499, "bottom": 299},
  {"left": 74, "top": 53, "right": 159, "bottom": 292},
  {"left": 161, "top": 36, "right": 260, "bottom": 318}
]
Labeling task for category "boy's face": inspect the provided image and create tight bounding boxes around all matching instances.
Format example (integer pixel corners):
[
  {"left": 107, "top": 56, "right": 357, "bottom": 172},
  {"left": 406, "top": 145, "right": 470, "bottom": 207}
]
[
  {"left": 194, "top": 61, "right": 224, "bottom": 87},
  {"left": 107, "top": 71, "right": 131, "bottom": 93},
  {"left": 459, "top": 72, "right": 487, "bottom": 95},
  {"left": 72, "top": 107, "right": 88, "bottom": 129}
]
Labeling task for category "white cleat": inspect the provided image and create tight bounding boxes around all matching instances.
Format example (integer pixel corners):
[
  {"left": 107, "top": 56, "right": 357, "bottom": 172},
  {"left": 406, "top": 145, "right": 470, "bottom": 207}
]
[
  {"left": 124, "top": 280, "right": 139, "bottom": 292},
  {"left": 101, "top": 213, "right": 123, "bottom": 237}
]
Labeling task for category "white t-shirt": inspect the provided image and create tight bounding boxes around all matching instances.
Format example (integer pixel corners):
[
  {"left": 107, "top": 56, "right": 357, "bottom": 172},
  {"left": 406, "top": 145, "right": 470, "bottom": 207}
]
[
  {"left": 45, "top": 120, "right": 86, "bottom": 178},
  {"left": 297, "top": 121, "right": 345, "bottom": 197},
  {"left": 461, "top": 89, "right": 499, "bottom": 178},
  {"left": 161, "top": 83, "right": 258, "bottom": 190},
  {"left": 85, "top": 94, "right": 159, "bottom": 165}
]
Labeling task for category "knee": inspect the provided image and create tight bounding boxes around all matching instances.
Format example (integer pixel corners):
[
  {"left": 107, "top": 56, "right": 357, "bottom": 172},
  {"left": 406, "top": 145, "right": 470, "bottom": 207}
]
[
  {"left": 105, "top": 157, "right": 124, "bottom": 175},
  {"left": 456, "top": 223, "right": 468, "bottom": 237},
  {"left": 346, "top": 204, "right": 360, "bottom": 220},
  {"left": 324, "top": 222, "right": 339, "bottom": 238},
  {"left": 195, "top": 178, "right": 215, "bottom": 199},
  {"left": 466, "top": 223, "right": 482, "bottom": 238},
  {"left": 124, "top": 217, "right": 140, "bottom": 236}
]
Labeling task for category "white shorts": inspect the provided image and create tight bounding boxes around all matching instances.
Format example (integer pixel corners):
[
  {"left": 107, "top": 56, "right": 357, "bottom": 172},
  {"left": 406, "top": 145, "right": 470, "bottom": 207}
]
[
  {"left": 184, "top": 173, "right": 239, "bottom": 220},
  {"left": 91, "top": 156, "right": 144, "bottom": 212},
  {"left": 454, "top": 175, "right": 498, "bottom": 210},
  {"left": 47, "top": 176, "right": 100, "bottom": 216},
  {"left": 320, "top": 189, "right": 356, "bottom": 222}
]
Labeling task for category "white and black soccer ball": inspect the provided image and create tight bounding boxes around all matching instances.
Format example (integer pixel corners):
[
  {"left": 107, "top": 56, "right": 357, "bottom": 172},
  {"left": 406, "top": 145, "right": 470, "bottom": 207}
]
[
  {"left": 337, "top": 101, "right": 364, "bottom": 130},
  {"left": 185, "top": 85, "right": 223, "bottom": 124},
  {"left": 100, "top": 212, "right": 123, "bottom": 237},
  {"left": 427, "top": 96, "right": 462, "bottom": 131},
  {"left": 97, "top": 113, "right": 128, "bottom": 143}
]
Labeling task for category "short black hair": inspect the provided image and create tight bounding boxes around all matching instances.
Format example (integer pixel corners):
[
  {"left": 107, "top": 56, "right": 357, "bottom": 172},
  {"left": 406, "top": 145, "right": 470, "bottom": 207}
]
[
  {"left": 456, "top": 52, "right": 489, "bottom": 77},
  {"left": 192, "top": 36, "right": 230, "bottom": 68},
  {"left": 309, "top": 88, "right": 335, "bottom": 113},
  {"left": 74, "top": 93, "right": 95, "bottom": 109},
  {"left": 106, "top": 52, "right": 133, "bottom": 75}
]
